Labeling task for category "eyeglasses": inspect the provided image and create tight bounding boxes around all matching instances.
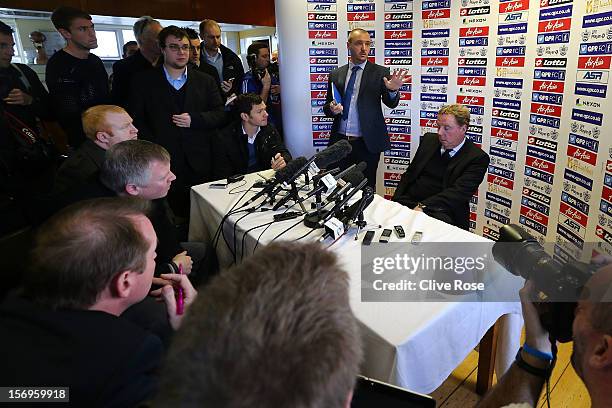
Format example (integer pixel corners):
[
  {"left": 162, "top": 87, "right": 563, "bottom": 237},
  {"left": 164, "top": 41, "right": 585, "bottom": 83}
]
[
  {"left": 166, "top": 44, "right": 190, "bottom": 52},
  {"left": 190, "top": 45, "right": 201, "bottom": 52}
]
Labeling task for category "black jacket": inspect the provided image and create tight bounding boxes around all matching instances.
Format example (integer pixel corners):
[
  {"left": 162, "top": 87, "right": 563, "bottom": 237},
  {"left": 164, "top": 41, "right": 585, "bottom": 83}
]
[
  {"left": 323, "top": 61, "right": 399, "bottom": 153},
  {"left": 392, "top": 133, "right": 489, "bottom": 230},
  {"left": 128, "top": 66, "right": 227, "bottom": 185},
  {"left": 212, "top": 120, "right": 291, "bottom": 181},
  {"left": 0, "top": 294, "right": 162, "bottom": 408},
  {"left": 198, "top": 44, "right": 245, "bottom": 98},
  {"left": 53, "top": 139, "right": 105, "bottom": 195},
  {"left": 111, "top": 50, "right": 155, "bottom": 108}
]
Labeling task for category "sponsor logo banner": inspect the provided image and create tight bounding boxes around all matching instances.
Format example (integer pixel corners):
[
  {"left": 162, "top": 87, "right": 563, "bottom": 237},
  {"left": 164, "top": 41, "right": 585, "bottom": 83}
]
[
  {"left": 582, "top": 10, "right": 612, "bottom": 28},
  {"left": 490, "top": 146, "right": 517, "bottom": 161},
  {"left": 385, "top": 2, "right": 413, "bottom": 11},
  {"left": 492, "top": 118, "right": 520, "bottom": 131},
  {"left": 533, "top": 80, "right": 565, "bottom": 93},
  {"left": 487, "top": 192, "right": 513, "bottom": 208},
  {"left": 575, "top": 83, "right": 608, "bottom": 98},
  {"left": 385, "top": 57, "right": 413, "bottom": 65},
  {"left": 525, "top": 166, "right": 555, "bottom": 185},
  {"left": 527, "top": 145, "right": 557, "bottom": 162},
  {"left": 457, "top": 95, "right": 485, "bottom": 106},
  {"left": 526, "top": 155, "right": 556, "bottom": 175},
  {"left": 537, "top": 31, "right": 571, "bottom": 44},
  {"left": 539, "top": 4, "right": 573, "bottom": 20},
  {"left": 310, "top": 56, "right": 338, "bottom": 64},
  {"left": 307, "top": 3, "right": 337, "bottom": 12},
  {"left": 491, "top": 127, "right": 519, "bottom": 141},
  {"left": 530, "top": 114, "right": 561, "bottom": 129},
  {"left": 498, "top": 22, "right": 528, "bottom": 35},
  {"left": 499, "top": 0, "right": 529, "bottom": 13},
  {"left": 385, "top": 21, "right": 413, "bottom": 30},
  {"left": 534, "top": 69, "right": 566, "bottom": 80},
  {"left": 561, "top": 191, "right": 589, "bottom": 214},
  {"left": 385, "top": 49, "right": 412, "bottom": 57},
  {"left": 520, "top": 215, "right": 548, "bottom": 235},
  {"left": 538, "top": 18, "right": 571, "bottom": 33},
  {"left": 496, "top": 56, "right": 525, "bottom": 67},
  {"left": 422, "top": 28, "right": 450, "bottom": 38},
  {"left": 572, "top": 108, "right": 604, "bottom": 126},
  {"left": 568, "top": 133, "right": 599, "bottom": 152},
  {"left": 421, "top": 48, "right": 450, "bottom": 56},
  {"left": 486, "top": 209, "right": 511, "bottom": 224},
  {"left": 422, "top": 75, "right": 449, "bottom": 83},
  {"left": 565, "top": 168, "right": 594, "bottom": 191},
  {"left": 308, "top": 31, "right": 338, "bottom": 39},
  {"left": 308, "top": 22, "right": 337, "bottom": 30},
  {"left": 459, "top": 37, "right": 489, "bottom": 47},
  {"left": 557, "top": 222, "right": 585, "bottom": 248},
  {"left": 500, "top": 11, "right": 529, "bottom": 23},
  {"left": 577, "top": 55, "right": 612, "bottom": 69},
  {"left": 522, "top": 196, "right": 550, "bottom": 215},
  {"left": 385, "top": 40, "right": 413, "bottom": 48},
  {"left": 494, "top": 78, "right": 523, "bottom": 88},
  {"left": 384, "top": 12, "right": 414, "bottom": 20},
  {"left": 457, "top": 76, "right": 486, "bottom": 86},
  {"left": 422, "top": 9, "right": 451, "bottom": 20},
  {"left": 309, "top": 48, "right": 338, "bottom": 56},
  {"left": 460, "top": 6, "right": 491, "bottom": 16},
  {"left": 308, "top": 13, "right": 337, "bottom": 21},
  {"left": 530, "top": 102, "right": 562, "bottom": 118},
  {"left": 310, "top": 83, "right": 327, "bottom": 90},
  {"left": 347, "top": 3, "right": 375, "bottom": 12},
  {"left": 385, "top": 30, "right": 413, "bottom": 39},
  {"left": 492, "top": 108, "right": 521, "bottom": 120},
  {"left": 577, "top": 70, "right": 609, "bottom": 84},
  {"left": 493, "top": 98, "right": 521, "bottom": 110},
  {"left": 496, "top": 46, "right": 526, "bottom": 56},
  {"left": 567, "top": 145, "right": 597, "bottom": 166},
  {"left": 580, "top": 41, "right": 612, "bottom": 55},
  {"left": 460, "top": 26, "right": 490, "bottom": 37},
  {"left": 310, "top": 73, "right": 329, "bottom": 82},
  {"left": 347, "top": 12, "right": 375, "bottom": 21},
  {"left": 521, "top": 205, "right": 550, "bottom": 226},
  {"left": 459, "top": 67, "right": 487, "bottom": 76},
  {"left": 458, "top": 57, "right": 487, "bottom": 66},
  {"left": 421, "top": 93, "right": 447, "bottom": 102},
  {"left": 422, "top": 0, "right": 450, "bottom": 9},
  {"left": 421, "top": 57, "right": 449, "bottom": 66},
  {"left": 540, "top": 0, "right": 573, "bottom": 7},
  {"left": 535, "top": 57, "right": 567, "bottom": 67}
]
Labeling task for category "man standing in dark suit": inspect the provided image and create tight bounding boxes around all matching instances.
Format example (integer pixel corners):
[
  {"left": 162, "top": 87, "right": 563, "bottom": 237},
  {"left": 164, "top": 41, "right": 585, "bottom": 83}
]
[
  {"left": 111, "top": 16, "right": 162, "bottom": 108},
  {"left": 392, "top": 104, "right": 489, "bottom": 230},
  {"left": 129, "top": 26, "right": 226, "bottom": 217},
  {"left": 324, "top": 28, "right": 409, "bottom": 190},
  {"left": 213, "top": 93, "right": 291, "bottom": 180},
  {"left": 198, "top": 19, "right": 244, "bottom": 101}
]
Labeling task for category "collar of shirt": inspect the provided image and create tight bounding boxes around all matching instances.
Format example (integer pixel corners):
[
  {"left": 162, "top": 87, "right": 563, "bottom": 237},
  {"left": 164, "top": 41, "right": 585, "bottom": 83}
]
[
  {"left": 242, "top": 124, "right": 261, "bottom": 145},
  {"left": 348, "top": 60, "right": 367, "bottom": 72},
  {"left": 441, "top": 137, "right": 466, "bottom": 158},
  {"left": 205, "top": 49, "right": 222, "bottom": 63},
  {"left": 163, "top": 65, "right": 188, "bottom": 90}
]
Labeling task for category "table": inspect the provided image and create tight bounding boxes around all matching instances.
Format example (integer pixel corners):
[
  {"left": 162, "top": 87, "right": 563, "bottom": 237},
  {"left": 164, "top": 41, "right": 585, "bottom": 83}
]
[{"left": 189, "top": 173, "right": 523, "bottom": 394}]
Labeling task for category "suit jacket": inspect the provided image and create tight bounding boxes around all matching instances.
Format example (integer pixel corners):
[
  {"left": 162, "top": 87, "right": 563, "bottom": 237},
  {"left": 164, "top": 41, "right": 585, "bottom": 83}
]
[
  {"left": 53, "top": 139, "right": 106, "bottom": 195},
  {"left": 392, "top": 133, "right": 489, "bottom": 230},
  {"left": 111, "top": 50, "right": 155, "bottom": 108},
  {"left": 128, "top": 66, "right": 227, "bottom": 184},
  {"left": 323, "top": 61, "right": 399, "bottom": 153},
  {"left": 0, "top": 294, "right": 163, "bottom": 408},
  {"left": 212, "top": 120, "right": 291, "bottom": 180},
  {"left": 198, "top": 44, "right": 245, "bottom": 98}
]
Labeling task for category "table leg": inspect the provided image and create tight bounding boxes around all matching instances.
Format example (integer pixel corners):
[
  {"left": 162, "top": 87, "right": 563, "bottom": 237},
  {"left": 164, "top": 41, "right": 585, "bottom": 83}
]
[{"left": 476, "top": 321, "right": 498, "bottom": 395}]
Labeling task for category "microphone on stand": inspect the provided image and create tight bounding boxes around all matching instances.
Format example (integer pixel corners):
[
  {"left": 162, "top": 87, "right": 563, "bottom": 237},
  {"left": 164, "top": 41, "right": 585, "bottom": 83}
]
[{"left": 241, "top": 157, "right": 308, "bottom": 208}]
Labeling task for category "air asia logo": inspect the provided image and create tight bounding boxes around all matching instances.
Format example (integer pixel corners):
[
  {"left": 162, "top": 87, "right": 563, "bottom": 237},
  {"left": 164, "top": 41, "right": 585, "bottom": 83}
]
[
  {"left": 533, "top": 80, "right": 564, "bottom": 93},
  {"left": 308, "top": 31, "right": 338, "bottom": 39},
  {"left": 567, "top": 145, "right": 597, "bottom": 165},
  {"left": 538, "top": 18, "right": 571, "bottom": 33},
  {"left": 521, "top": 206, "right": 549, "bottom": 226},
  {"left": 348, "top": 12, "right": 375, "bottom": 21},
  {"left": 421, "top": 57, "right": 449, "bottom": 66},
  {"left": 531, "top": 103, "right": 562, "bottom": 118},
  {"left": 457, "top": 76, "right": 486, "bottom": 86},
  {"left": 535, "top": 57, "right": 567, "bottom": 67},
  {"left": 491, "top": 127, "right": 519, "bottom": 141},
  {"left": 460, "top": 6, "right": 490, "bottom": 16},
  {"left": 310, "top": 73, "right": 329, "bottom": 82},
  {"left": 422, "top": 9, "right": 451, "bottom": 20},
  {"left": 310, "top": 90, "right": 327, "bottom": 100},
  {"left": 487, "top": 174, "right": 515, "bottom": 190},
  {"left": 526, "top": 156, "right": 556, "bottom": 175},
  {"left": 459, "top": 26, "right": 489, "bottom": 37},
  {"left": 385, "top": 30, "right": 413, "bottom": 39},
  {"left": 496, "top": 57, "right": 525, "bottom": 66},
  {"left": 457, "top": 95, "right": 484, "bottom": 106},
  {"left": 500, "top": 0, "right": 529, "bottom": 13},
  {"left": 578, "top": 56, "right": 612, "bottom": 69}
]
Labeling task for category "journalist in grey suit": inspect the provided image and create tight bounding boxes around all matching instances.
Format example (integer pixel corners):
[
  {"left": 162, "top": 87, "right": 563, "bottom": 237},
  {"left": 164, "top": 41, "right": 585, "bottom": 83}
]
[{"left": 323, "top": 28, "right": 410, "bottom": 189}]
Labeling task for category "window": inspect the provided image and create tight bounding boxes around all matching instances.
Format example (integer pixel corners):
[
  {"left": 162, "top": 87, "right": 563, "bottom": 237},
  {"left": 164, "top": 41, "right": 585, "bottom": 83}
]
[
  {"left": 91, "top": 30, "right": 120, "bottom": 59},
  {"left": 122, "top": 29, "right": 136, "bottom": 44}
]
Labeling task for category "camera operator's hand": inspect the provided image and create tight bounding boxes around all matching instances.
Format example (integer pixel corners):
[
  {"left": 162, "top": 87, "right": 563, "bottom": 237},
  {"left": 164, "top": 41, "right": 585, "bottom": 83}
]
[
  {"left": 520, "top": 280, "right": 552, "bottom": 354},
  {"left": 261, "top": 69, "right": 271, "bottom": 89},
  {"left": 4, "top": 89, "right": 33, "bottom": 106},
  {"left": 172, "top": 113, "right": 191, "bottom": 128}
]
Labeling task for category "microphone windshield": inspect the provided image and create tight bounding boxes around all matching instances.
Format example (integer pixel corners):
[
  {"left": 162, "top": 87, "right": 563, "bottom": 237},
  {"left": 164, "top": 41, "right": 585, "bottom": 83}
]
[
  {"left": 313, "top": 140, "right": 352, "bottom": 168},
  {"left": 275, "top": 157, "right": 308, "bottom": 182},
  {"left": 342, "top": 165, "right": 365, "bottom": 185}
]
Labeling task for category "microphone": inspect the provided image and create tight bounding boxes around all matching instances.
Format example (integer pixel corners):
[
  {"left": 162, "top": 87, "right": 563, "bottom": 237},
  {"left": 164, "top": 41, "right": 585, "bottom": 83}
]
[
  {"left": 273, "top": 163, "right": 363, "bottom": 211},
  {"left": 313, "top": 139, "right": 352, "bottom": 169},
  {"left": 242, "top": 157, "right": 308, "bottom": 207},
  {"left": 324, "top": 162, "right": 366, "bottom": 204},
  {"left": 322, "top": 178, "right": 368, "bottom": 224},
  {"left": 341, "top": 186, "right": 374, "bottom": 225}
]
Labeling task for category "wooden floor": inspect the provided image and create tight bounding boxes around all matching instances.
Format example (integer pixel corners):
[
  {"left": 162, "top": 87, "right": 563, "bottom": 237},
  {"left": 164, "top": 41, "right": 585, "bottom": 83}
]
[{"left": 430, "top": 340, "right": 591, "bottom": 407}]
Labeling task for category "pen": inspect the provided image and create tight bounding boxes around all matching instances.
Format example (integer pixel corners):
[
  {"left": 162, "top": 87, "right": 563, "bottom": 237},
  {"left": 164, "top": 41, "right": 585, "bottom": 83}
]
[{"left": 176, "top": 264, "right": 184, "bottom": 315}]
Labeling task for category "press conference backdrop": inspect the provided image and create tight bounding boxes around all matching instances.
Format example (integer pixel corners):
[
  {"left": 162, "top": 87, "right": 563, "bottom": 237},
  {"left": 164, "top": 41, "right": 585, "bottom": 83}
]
[{"left": 276, "top": 0, "right": 612, "bottom": 260}]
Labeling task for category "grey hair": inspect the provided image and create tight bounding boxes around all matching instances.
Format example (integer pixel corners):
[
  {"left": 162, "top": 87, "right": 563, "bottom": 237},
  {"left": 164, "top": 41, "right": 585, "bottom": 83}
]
[
  {"left": 133, "top": 16, "right": 160, "bottom": 43},
  {"left": 100, "top": 140, "right": 170, "bottom": 194}
]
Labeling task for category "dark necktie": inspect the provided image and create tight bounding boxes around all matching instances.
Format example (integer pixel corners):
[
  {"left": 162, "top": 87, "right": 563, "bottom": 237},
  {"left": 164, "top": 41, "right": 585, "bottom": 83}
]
[
  {"left": 342, "top": 66, "right": 361, "bottom": 120},
  {"left": 441, "top": 149, "right": 451, "bottom": 162}
]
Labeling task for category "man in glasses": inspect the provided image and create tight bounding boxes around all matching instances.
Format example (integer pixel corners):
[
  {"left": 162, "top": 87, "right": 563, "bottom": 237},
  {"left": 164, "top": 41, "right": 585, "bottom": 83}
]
[
  {"left": 181, "top": 27, "right": 201, "bottom": 68},
  {"left": 392, "top": 104, "right": 489, "bottom": 230},
  {"left": 128, "top": 26, "right": 226, "bottom": 217}
]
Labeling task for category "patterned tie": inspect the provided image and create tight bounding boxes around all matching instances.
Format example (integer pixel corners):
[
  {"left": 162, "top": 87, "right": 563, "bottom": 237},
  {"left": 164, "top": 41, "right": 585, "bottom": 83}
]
[{"left": 342, "top": 66, "right": 361, "bottom": 120}]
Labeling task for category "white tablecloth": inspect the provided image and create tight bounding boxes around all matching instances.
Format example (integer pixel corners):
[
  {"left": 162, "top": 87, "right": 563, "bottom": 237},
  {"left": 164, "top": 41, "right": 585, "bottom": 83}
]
[{"left": 189, "top": 173, "right": 523, "bottom": 393}]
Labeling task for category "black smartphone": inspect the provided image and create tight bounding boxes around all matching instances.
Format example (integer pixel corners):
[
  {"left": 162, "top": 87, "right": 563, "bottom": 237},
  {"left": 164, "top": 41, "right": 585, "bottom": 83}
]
[
  {"left": 394, "top": 225, "right": 405, "bottom": 239},
  {"left": 379, "top": 229, "right": 392, "bottom": 243},
  {"left": 362, "top": 230, "right": 375, "bottom": 246}
]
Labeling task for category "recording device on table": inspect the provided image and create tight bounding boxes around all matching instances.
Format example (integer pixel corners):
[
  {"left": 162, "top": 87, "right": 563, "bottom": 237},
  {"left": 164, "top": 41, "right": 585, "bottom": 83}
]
[
  {"left": 208, "top": 174, "right": 245, "bottom": 189},
  {"left": 351, "top": 376, "right": 435, "bottom": 408},
  {"left": 492, "top": 224, "right": 598, "bottom": 343}
]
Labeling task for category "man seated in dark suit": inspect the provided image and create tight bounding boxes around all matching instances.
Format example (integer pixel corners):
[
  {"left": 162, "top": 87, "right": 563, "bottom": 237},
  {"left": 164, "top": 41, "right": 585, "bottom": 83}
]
[
  {"left": 392, "top": 104, "right": 489, "bottom": 230},
  {"left": 129, "top": 25, "right": 227, "bottom": 217},
  {"left": 0, "top": 197, "right": 197, "bottom": 407},
  {"left": 53, "top": 104, "right": 138, "bottom": 195},
  {"left": 213, "top": 93, "right": 291, "bottom": 180}
]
